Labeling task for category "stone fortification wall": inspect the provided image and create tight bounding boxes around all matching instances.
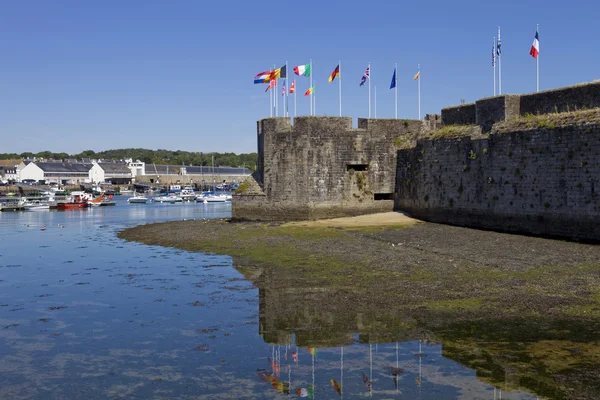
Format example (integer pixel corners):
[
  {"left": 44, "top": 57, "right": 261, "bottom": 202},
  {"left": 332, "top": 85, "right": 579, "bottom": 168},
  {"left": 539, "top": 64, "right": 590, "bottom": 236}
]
[
  {"left": 442, "top": 81, "right": 600, "bottom": 131},
  {"left": 233, "top": 116, "right": 425, "bottom": 221},
  {"left": 395, "top": 124, "right": 600, "bottom": 241}
]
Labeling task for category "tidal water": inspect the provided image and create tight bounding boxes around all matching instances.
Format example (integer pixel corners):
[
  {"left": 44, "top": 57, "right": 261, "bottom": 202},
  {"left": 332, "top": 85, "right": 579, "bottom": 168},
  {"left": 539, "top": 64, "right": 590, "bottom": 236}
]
[{"left": 1, "top": 199, "right": 540, "bottom": 399}]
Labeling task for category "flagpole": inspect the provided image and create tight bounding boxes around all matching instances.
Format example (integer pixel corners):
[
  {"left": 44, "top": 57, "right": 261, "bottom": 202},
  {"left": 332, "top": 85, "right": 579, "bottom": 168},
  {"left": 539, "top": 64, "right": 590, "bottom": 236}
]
[
  {"left": 395, "top": 63, "right": 398, "bottom": 119},
  {"left": 536, "top": 24, "right": 539, "bottom": 93},
  {"left": 314, "top": 82, "right": 316, "bottom": 116},
  {"left": 294, "top": 79, "right": 297, "bottom": 118},
  {"left": 368, "top": 62, "right": 371, "bottom": 118},
  {"left": 493, "top": 37, "right": 497, "bottom": 96},
  {"left": 275, "top": 79, "right": 278, "bottom": 117},
  {"left": 269, "top": 82, "right": 273, "bottom": 117},
  {"left": 339, "top": 61, "right": 342, "bottom": 117},
  {"left": 309, "top": 59, "right": 313, "bottom": 116},
  {"left": 286, "top": 61, "right": 289, "bottom": 117},
  {"left": 498, "top": 26, "right": 502, "bottom": 95},
  {"left": 418, "top": 64, "right": 421, "bottom": 120}
]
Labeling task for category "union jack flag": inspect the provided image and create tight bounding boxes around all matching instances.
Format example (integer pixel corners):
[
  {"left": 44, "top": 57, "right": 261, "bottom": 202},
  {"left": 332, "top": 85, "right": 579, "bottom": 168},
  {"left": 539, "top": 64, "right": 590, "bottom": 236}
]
[{"left": 360, "top": 67, "right": 370, "bottom": 86}]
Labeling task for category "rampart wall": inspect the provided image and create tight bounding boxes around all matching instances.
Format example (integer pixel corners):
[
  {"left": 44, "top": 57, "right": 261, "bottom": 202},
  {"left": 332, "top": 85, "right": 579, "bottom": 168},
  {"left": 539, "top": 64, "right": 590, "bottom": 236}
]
[
  {"left": 233, "top": 116, "right": 431, "bottom": 221},
  {"left": 395, "top": 125, "right": 600, "bottom": 241}
]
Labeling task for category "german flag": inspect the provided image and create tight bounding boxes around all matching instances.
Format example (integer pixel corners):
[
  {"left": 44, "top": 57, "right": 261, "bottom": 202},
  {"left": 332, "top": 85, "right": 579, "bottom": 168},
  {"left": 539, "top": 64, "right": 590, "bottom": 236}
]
[{"left": 328, "top": 64, "right": 340, "bottom": 83}]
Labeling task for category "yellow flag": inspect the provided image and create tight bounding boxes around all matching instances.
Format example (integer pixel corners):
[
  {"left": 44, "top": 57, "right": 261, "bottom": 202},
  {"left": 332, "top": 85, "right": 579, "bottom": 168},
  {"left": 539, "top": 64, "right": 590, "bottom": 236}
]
[{"left": 413, "top": 71, "right": 421, "bottom": 80}]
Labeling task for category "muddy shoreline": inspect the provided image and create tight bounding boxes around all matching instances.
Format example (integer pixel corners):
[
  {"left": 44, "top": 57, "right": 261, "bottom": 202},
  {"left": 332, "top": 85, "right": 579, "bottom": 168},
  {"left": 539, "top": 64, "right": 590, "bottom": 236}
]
[{"left": 119, "top": 216, "right": 600, "bottom": 399}]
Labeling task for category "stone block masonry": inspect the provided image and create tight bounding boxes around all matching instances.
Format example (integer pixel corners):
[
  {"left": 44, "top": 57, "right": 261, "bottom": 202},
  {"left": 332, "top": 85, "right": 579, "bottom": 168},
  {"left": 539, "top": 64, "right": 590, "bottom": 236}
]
[
  {"left": 395, "top": 125, "right": 600, "bottom": 241},
  {"left": 233, "top": 116, "right": 427, "bottom": 221}
]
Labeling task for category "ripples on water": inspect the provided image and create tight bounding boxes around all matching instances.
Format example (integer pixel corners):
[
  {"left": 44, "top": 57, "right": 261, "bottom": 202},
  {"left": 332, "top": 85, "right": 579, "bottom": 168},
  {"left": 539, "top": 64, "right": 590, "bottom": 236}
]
[{"left": 0, "top": 198, "right": 538, "bottom": 399}]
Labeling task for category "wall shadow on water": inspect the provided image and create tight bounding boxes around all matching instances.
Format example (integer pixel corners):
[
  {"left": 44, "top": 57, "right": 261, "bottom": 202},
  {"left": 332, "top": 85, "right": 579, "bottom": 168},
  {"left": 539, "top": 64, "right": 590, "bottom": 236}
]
[{"left": 234, "top": 257, "right": 600, "bottom": 400}]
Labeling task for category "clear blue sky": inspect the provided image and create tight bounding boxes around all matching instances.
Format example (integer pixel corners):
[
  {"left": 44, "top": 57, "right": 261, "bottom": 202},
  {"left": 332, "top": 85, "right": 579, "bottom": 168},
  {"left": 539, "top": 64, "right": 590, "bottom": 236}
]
[{"left": 2, "top": 0, "right": 599, "bottom": 154}]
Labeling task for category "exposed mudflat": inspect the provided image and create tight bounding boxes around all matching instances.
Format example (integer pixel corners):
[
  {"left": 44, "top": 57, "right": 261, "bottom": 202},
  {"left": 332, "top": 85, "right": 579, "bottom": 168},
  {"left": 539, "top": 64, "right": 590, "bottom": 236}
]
[{"left": 119, "top": 214, "right": 600, "bottom": 399}]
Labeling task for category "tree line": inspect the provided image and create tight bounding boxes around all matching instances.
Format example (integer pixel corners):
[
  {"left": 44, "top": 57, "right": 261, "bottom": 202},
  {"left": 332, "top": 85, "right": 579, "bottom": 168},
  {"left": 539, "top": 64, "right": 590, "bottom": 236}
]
[{"left": 0, "top": 149, "right": 258, "bottom": 171}]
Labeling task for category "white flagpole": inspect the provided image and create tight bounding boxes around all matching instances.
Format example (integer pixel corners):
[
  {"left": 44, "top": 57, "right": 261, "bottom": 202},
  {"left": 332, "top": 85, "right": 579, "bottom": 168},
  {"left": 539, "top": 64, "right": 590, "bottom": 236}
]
[
  {"left": 395, "top": 63, "right": 398, "bottom": 119},
  {"left": 313, "top": 82, "right": 316, "bottom": 115},
  {"left": 294, "top": 79, "right": 297, "bottom": 118},
  {"left": 536, "top": 24, "right": 540, "bottom": 93},
  {"left": 269, "top": 84, "right": 273, "bottom": 117},
  {"left": 309, "top": 59, "right": 313, "bottom": 116},
  {"left": 368, "top": 62, "right": 371, "bottom": 118},
  {"left": 339, "top": 61, "right": 342, "bottom": 117},
  {"left": 418, "top": 64, "right": 421, "bottom": 120},
  {"left": 275, "top": 79, "right": 278, "bottom": 117},
  {"left": 498, "top": 26, "right": 502, "bottom": 95},
  {"left": 493, "top": 37, "right": 497, "bottom": 96},
  {"left": 286, "top": 61, "right": 289, "bottom": 117},
  {"left": 374, "top": 86, "right": 377, "bottom": 118}
]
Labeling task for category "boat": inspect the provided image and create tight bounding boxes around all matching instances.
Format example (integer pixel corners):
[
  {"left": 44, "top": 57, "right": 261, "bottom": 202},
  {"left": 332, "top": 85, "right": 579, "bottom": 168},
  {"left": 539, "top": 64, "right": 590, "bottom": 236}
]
[
  {"left": 23, "top": 200, "right": 50, "bottom": 211},
  {"left": 155, "top": 194, "right": 183, "bottom": 203},
  {"left": 88, "top": 194, "right": 107, "bottom": 207},
  {"left": 199, "top": 193, "right": 229, "bottom": 203},
  {"left": 180, "top": 188, "right": 197, "bottom": 201},
  {"left": 127, "top": 193, "right": 149, "bottom": 204},
  {"left": 56, "top": 194, "right": 88, "bottom": 209},
  {"left": 0, "top": 197, "right": 25, "bottom": 211}
]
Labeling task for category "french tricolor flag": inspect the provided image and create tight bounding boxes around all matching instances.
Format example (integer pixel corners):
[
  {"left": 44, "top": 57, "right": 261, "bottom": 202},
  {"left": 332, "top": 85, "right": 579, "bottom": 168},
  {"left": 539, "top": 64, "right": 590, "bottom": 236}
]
[{"left": 530, "top": 28, "right": 540, "bottom": 59}]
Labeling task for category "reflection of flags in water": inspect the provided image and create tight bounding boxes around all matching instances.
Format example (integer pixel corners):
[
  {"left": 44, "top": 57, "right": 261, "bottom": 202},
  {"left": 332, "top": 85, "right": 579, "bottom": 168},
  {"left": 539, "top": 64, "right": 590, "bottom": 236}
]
[
  {"left": 308, "top": 347, "right": 317, "bottom": 356},
  {"left": 296, "top": 388, "right": 308, "bottom": 397},
  {"left": 308, "top": 384, "right": 314, "bottom": 398},
  {"left": 292, "top": 351, "right": 298, "bottom": 363},
  {"left": 330, "top": 379, "right": 342, "bottom": 396}
]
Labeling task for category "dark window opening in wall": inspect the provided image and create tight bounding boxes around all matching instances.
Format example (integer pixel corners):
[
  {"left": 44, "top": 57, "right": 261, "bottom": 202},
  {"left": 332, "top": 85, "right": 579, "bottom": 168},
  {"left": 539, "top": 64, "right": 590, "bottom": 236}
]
[
  {"left": 374, "top": 193, "right": 394, "bottom": 201},
  {"left": 347, "top": 164, "right": 368, "bottom": 172}
]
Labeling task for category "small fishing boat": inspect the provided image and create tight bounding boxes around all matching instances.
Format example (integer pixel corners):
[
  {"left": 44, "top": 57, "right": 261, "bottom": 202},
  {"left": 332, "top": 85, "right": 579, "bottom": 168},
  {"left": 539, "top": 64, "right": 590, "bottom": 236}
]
[
  {"left": 199, "top": 193, "right": 229, "bottom": 203},
  {"left": 180, "top": 188, "right": 197, "bottom": 201},
  {"left": 56, "top": 194, "right": 88, "bottom": 209},
  {"left": 88, "top": 194, "right": 107, "bottom": 207},
  {"left": 127, "top": 193, "right": 149, "bottom": 204},
  {"left": 23, "top": 201, "right": 51, "bottom": 211}
]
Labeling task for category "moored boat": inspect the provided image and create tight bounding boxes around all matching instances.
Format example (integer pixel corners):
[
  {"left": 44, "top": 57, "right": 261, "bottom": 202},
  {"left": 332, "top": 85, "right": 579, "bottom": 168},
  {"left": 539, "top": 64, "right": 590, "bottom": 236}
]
[
  {"left": 127, "top": 193, "right": 149, "bottom": 204},
  {"left": 56, "top": 194, "right": 88, "bottom": 209},
  {"left": 155, "top": 194, "right": 183, "bottom": 203}
]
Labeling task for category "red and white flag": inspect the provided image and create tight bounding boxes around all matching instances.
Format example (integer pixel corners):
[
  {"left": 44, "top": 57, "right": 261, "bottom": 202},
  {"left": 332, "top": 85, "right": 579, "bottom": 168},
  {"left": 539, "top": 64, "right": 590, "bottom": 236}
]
[
  {"left": 265, "top": 78, "right": 276, "bottom": 92},
  {"left": 289, "top": 80, "right": 295, "bottom": 94},
  {"left": 530, "top": 27, "right": 540, "bottom": 59}
]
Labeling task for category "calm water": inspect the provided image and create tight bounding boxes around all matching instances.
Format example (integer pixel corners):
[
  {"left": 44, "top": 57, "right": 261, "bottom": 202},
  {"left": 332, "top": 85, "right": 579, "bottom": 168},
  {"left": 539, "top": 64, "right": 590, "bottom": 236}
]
[{"left": 0, "top": 199, "right": 538, "bottom": 399}]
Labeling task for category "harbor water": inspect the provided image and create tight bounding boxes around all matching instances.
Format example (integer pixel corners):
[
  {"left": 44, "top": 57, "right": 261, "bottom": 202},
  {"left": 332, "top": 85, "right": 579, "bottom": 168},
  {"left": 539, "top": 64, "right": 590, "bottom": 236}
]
[{"left": 1, "top": 198, "right": 541, "bottom": 399}]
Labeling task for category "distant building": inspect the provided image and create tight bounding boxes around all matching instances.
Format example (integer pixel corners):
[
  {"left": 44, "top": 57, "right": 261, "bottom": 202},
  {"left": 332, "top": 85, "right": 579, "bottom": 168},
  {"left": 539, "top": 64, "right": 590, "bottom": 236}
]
[
  {"left": 19, "top": 162, "right": 93, "bottom": 184},
  {"left": 127, "top": 160, "right": 146, "bottom": 178},
  {"left": 89, "top": 162, "right": 132, "bottom": 184},
  {"left": 2, "top": 167, "right": 18, "bottom": 182}
]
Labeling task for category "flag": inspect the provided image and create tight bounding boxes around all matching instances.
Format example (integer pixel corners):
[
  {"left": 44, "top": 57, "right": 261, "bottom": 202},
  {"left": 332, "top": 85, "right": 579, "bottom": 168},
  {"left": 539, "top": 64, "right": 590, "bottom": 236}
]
[
  {"left": 328, "top": 64, "right": 340, "bottom": 83},
  {"left": 390, "top": 68, "right": 396, "bottom": 89},
  {"left": 281, "top": 82, "right": 285, "bottom": 96},
  {"left": 270, "top": 65, "right": 287, "bottom": 80},
  {"left": 413, "top": 71, "right": 420, "bottom": 80},
  {"left": 530, "top": 27, "right": 539, "bottom": 58},
  {"left": 254, "top": 71, "right": 271, "bottom": 84},
  {"left": 304, "top": 85, "right": 314, "bottom": 96},
  {"left": 359, "top": 67, "right": 370, "bottom": 86},
  {"left": 497, "top": 27, "right": 502, "bottom": 56},
  {"left": 294, "top": 64, "right": 311, "bottom": 77},
  {"left": 265, "top": 79, "right": 276, "bottom": 92},
  {"left": 289, "top": 80, "right": 295, "bottom": 93},
  {"left": 492, "top": 38, "right": 496, "bottom": 67}
]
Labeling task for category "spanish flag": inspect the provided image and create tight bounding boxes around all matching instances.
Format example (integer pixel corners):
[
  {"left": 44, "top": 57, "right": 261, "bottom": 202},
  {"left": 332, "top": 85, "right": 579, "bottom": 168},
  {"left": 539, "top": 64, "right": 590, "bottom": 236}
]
[
  {"left": 304, "top": 85, "right": 314, "bottom": 96},
  {"left": 413, "top": 71, "right": 421, "bottom": 80},
  {"left": 328, "top": 64, "right": 340, "bottom": 83}
]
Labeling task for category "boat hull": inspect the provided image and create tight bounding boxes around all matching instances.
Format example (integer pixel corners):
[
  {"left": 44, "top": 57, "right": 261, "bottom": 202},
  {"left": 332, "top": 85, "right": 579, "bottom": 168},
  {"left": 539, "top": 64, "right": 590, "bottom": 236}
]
[{"left": 56, "top": 202, "right": 88, "bottom": 209}]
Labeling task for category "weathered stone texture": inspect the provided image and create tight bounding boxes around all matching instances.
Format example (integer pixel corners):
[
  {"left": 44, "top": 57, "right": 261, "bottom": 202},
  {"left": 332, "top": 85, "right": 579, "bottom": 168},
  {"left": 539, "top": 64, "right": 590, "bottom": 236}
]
[
  {"left": 233, "top": 116, "right": 424, "bottom": 221},
  {"left": 441, "top": 104, "right": 476, "bottom": 125},
  {"left": 395, "top": 125, "right": 600, "bottom": 241},
  {"left": 476, "top": 95, "right": 521, "bottom": 132},
  {"left": 520, "top": 81, "right": 600, "bottom": 115}
]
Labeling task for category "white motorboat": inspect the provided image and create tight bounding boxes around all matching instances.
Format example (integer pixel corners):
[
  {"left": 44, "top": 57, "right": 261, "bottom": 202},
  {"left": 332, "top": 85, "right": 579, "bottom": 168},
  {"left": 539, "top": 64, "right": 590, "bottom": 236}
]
[
  {"left": 155, "top": 194, "right": 183, "bottom": 203},
  {"left": 200, "top": 194, "right": 229, "bottom": 203},
  {"left": 23, "top": 201, "right": 50, "bottom": 211},
  {"left": 127, "top": 193, "right": 149, "bottom": 204},
  {"left": 180, "top": 188, "right": 197, "bottom": 201}
]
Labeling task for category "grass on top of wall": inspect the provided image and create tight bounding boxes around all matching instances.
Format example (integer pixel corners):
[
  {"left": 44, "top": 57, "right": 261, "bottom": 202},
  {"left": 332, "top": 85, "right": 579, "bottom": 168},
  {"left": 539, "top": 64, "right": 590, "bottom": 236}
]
[
  {"left": 422, "top": 124, "right": 485, "bottom": 140},
  {"left": 495, "top": 108, "right": 600, "bottom": 132}
]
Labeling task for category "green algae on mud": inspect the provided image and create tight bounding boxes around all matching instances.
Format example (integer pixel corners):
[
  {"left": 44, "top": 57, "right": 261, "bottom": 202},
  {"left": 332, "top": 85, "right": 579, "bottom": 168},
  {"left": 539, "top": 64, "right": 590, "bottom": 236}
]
[
  {"left": 119, "top": 218, "right": 600, "bottom": 399},
  {"left": 118, "top": 218, "right": 600, "bottom": 319}
]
